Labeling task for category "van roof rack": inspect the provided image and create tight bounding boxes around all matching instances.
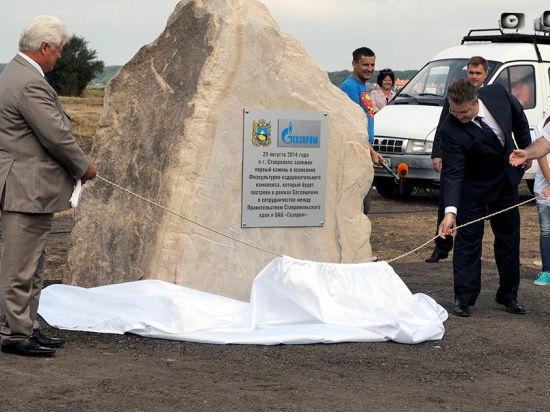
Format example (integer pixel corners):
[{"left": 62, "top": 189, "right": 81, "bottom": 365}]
[
  {"left": 461, "top": 28, "right": 550, "bottom": 45},
  {"left": 461, "top": 29, "right": 550, "bottom": 61}
]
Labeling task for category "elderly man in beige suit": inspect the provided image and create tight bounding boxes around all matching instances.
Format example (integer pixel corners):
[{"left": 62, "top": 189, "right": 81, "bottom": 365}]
[{"left": 0, "top": 16, "right": 96, "bottom": 357}]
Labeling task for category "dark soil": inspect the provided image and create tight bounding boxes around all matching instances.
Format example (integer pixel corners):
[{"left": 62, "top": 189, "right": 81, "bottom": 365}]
[{"left": 1, "top": 184, "right": 549, "bottom": 411}]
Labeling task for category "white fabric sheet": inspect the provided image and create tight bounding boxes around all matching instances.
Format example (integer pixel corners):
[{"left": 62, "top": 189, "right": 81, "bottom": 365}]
[
  {"left": 69, "top": 180, "right": 82, "bottom": 208},
  {"left": 39, "top": 256, "right": 448, "bottom": 345}
]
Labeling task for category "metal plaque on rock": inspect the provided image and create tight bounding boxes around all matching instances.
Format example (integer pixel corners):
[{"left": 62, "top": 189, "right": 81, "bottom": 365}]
[{"left": 242, "top": 108, "right": 328, "bottom": 227}]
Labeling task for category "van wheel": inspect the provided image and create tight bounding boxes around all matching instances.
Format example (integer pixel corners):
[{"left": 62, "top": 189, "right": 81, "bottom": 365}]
[{"left": 374, "top": 177, "right": 414, "bottom": 199}]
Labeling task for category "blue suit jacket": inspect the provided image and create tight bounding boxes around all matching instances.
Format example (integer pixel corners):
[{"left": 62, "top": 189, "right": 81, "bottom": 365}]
[{"left": 440, "top": 84, "right": 531, "bottom": 208}]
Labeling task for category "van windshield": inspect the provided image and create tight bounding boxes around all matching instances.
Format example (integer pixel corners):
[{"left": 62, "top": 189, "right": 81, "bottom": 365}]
[{"left": 393, "top": 58, "right": 500, "bottom": 106}]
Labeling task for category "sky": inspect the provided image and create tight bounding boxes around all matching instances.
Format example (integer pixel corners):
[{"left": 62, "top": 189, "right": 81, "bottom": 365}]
[{"left": 1, "top": 0, "right": 549, "bottom": 71}]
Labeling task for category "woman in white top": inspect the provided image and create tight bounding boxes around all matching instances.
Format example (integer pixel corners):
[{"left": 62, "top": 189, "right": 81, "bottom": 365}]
[
  {"left": 533, "top": 116, "right": 550, "bottom": 285},
  {"left": 370, "top": 68, "right": 396, "bottom": 113}
]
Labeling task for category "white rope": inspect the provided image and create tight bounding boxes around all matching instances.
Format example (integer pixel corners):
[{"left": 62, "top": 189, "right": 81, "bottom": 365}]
[
  {"left": 386, "top": 196, "right": 537, "bottom": 263},
  {"left": 96, "top": 175, "right": 280, "bottom": 258},
  {"left": 96, "top": 174, "right": 536, "bottom": 264}
]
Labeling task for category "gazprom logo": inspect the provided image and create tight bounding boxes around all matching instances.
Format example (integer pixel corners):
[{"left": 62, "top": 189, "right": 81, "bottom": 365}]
[
  {"left": 281, "top": 122, "right": 294, "bottom": 143},
  {"left": 278, "top": 119, "right": 321, "bottom": 148}
]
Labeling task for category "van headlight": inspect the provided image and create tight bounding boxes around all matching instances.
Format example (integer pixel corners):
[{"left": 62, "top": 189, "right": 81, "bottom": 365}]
[
  {"left": 407, "top": 141, "right": 432, "bottom": 154},
  {"left": 425, "top": 141, "right": 433, "bottom": 153}
]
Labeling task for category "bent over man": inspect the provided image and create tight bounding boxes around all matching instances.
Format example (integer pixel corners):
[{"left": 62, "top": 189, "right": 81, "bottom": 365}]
[
  {"left": 438, "top": 79, "right": 531, "bottom": 317},
  {"left": 426, "top": 56, "right": 489, "bottom": 263}
]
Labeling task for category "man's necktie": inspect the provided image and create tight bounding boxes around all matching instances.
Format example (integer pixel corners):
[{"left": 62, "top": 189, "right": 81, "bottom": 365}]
[{"left": 475, "top": 116, "right": 502, "bottom": 146}]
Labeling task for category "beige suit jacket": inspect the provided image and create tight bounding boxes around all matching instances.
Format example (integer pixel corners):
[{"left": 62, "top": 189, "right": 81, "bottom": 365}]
[{"left": 0, "top": 54, "right": 89, "bottom": 213}]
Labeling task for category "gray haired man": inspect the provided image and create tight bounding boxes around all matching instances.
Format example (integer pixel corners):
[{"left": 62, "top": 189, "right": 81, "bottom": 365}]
[{"left": 0, "top": 15, "right": 96, "bottom": 357}]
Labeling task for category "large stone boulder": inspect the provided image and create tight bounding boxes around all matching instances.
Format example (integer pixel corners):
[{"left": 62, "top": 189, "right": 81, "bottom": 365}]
[{"left": 65, "top": 0, "right": 374, "bottom": 299}]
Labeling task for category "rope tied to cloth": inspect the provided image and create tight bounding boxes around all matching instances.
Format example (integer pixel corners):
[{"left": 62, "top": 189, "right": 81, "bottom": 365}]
[{"left": 94, "top": 175, "right": 536, "bottom": 263}]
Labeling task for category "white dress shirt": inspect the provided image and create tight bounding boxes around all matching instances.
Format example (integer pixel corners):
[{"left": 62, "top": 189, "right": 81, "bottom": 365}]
[
  {"left": 473, "top": 99, "right": 505, "bottom": 146},
  {"left": 17, "top": 51, "right": 45, "bottom": 77},
  {"left": 444, "top": 99, "right": 505, "bottom": 216}
]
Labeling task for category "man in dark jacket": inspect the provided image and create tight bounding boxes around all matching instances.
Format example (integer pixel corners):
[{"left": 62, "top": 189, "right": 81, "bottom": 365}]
[
  {"left": 426, "top": 56, "right": 488, "bottom": 263},
  {"left": 438, "top": 79, "right": 531, "bottom": 317}
]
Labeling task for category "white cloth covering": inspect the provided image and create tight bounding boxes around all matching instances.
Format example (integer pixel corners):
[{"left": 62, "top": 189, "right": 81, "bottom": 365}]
[{"left": 38, "top": 256, "right": 448, "bottom": 345}]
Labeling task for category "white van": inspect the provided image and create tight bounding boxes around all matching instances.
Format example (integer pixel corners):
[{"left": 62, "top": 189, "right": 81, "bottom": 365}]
[{"left": 373, "top": 13, "right": 550, "bottom": 198}]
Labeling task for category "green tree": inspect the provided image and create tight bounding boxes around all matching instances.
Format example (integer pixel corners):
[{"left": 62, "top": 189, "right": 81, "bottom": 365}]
[
  {"left": 47, "top": 36, "right": 104, "bottom": 96},
  {"left": 327, "top": 69, "right": 418, "bottom": 88},
  {"left": 328, "top": 70, "right": 352, "bottom": 87}
]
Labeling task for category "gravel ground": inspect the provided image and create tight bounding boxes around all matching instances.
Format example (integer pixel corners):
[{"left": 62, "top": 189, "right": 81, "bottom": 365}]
[{"left": 1, "top": 184, "right": 549, "bottom": 411}]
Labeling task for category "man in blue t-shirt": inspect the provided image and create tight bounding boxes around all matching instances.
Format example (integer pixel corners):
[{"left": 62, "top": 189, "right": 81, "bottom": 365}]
[{"left": 340, "top": 47, "right": 383, "bottom": 214}]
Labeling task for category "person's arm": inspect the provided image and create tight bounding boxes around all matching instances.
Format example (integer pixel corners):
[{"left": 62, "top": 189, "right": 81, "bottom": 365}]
[
  {"left": 366, "top": 106, "right": 375, "bottom": 143},
  {"left": 431, "top": 101, "right": 450, "bottom": 171},
  {"left": 438, "top": 128, "right": 464, "bottom": 237},
  {"left": 432, "top": 128, "right": 443, "bottom": 171},
  {"left": 19, "top": 78, "right": 90, "bottom": 180},
  {"left": 81, "top": 161, "right": 97, "bottom": 184},
  {"left": 508, "top": 89, "right": 531, "bottom": 150},
  {"left": 368, "top": 143, "right": 384, "bottom": 165},
  {"left": 432, "top": 157, "right": 443, "bottom": 173},
  {"left": 510, "top": 138, "right": 550, "bottom": 166},
  {"left": 436, "top": 100, "right": 450, "bottom": 129},
  {"left": 439, "top": 211, "right": 456, "bottom": 238}
]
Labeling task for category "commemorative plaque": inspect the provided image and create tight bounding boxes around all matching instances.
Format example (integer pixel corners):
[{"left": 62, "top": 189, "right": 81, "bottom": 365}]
[{"left": 242, "top": 109, "right": 328, "bottom": 228}]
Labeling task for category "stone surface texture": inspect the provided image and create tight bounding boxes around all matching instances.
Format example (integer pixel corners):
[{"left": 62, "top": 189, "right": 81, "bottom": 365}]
[{"left": 65, "top": 0, "right": 374, "bottom": 299}]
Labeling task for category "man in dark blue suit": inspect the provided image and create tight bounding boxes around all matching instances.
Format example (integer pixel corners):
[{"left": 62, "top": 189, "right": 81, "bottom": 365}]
[
  {"left": 438, "top": 79, "right": 531, "bottom": 317},
  {"left": 426, "top": 56, "right": 489, "bottom": 263}
]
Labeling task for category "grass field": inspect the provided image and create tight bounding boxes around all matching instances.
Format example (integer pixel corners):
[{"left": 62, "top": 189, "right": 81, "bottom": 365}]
[
  {"left": 59, "top": 87, "right": 104, "bottom": 154},
  {"left": 43, "top": 88, "right": 105, "bottom": 279}
]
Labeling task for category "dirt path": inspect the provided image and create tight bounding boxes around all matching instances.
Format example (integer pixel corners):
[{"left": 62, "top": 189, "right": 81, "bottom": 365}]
[{"left": 1, "top": 185, "right": 549, "bottom": 411}]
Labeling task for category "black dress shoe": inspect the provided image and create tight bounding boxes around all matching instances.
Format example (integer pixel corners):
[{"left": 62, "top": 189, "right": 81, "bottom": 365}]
[
  {"left": 425, "top": 250, "right": 448, "bottom": 263},
  {"left": 32, "top": 330, "right": 65, "bottom": 348},
  {"left": 453, "top": 298, "right": 471, "bottom": 317},
  {"left": 496, "top": 297, "right": 526, "bottom": 314},
  {"left": 1, "top": 338, "right": 56, "bottom": 357}
]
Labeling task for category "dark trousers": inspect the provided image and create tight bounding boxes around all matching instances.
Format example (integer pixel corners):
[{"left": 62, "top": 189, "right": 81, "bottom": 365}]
[
  {"left": 363, "top": 186, "right": 373, "bottom": 215},
  {"left": 453, "top": 184, "right": 520, "bottom": 304},
  {"left": 433, "top": 172, "right": 453, "bottom": 254}
]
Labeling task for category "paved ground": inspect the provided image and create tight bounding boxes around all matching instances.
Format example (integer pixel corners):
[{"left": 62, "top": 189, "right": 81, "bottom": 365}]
[{"left": 1, "top": 185, "right": 549, "bottom": 411}]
